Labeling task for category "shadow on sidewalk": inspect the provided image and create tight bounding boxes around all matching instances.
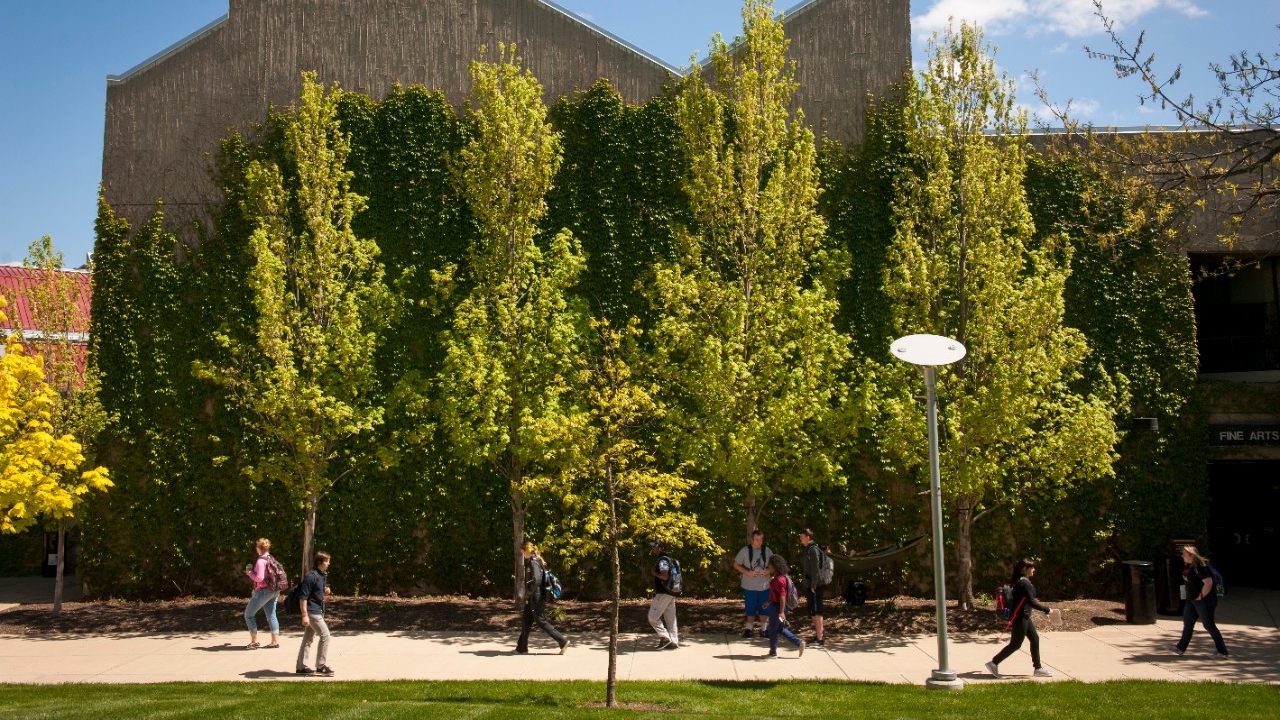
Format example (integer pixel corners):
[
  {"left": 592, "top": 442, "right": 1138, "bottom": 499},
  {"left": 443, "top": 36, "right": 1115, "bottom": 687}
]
[{"left": 242, "top": 670, "right": 303, "bottom": 679}]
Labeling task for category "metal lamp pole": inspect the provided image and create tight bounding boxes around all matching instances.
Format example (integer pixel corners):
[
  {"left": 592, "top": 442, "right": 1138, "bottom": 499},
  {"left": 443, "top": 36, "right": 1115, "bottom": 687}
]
[{"left": 892, "top": 334, "right": 966, "bottom": 691}]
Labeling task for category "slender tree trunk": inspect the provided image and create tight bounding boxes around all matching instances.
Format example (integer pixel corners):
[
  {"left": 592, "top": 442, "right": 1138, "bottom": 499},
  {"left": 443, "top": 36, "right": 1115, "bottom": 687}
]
[
  {"left": 302, "top": 492, "right": 318, "bottom": 576},
  {"left": 745, "top": 492, "right": 759, "bottom": 539},
  {"left": 512, "top": 486, "right": 525, "bottom": 608},
  {"left": 955, "top": 503, "right": 975, "bottom": 610},
  {"left": 53, "top": 518, "right": 66, "bottom": 616},
  {"left": 606, "top": 462, "right": 620, "bottom": 708}
]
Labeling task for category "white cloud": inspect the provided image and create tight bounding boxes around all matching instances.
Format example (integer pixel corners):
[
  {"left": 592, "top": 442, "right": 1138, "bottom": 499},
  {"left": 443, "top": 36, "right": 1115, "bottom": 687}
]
[{"left": 913, "top": 0, "right": 1207, "bottom": 40}]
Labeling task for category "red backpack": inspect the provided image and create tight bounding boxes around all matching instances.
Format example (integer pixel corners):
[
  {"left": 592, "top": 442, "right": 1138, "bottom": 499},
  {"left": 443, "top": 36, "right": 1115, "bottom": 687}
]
[{"left": 263, "top": 554, "right": 289, "bottom": 592}]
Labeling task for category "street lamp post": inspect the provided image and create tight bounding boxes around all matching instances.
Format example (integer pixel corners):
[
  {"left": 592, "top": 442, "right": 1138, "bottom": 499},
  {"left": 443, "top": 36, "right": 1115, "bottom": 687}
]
[{"left": 892, "top": 333, "right": 966, "bottom": 691}]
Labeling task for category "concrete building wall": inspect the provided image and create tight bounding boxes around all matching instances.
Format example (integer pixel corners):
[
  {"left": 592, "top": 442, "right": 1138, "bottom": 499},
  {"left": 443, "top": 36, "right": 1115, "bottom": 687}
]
[
  {"left": 102, "top": 0, "right": 912, "bottom": 235},
  {"left": 102, "top": 0, "right": 681, "bottom": 234},
  {"left": 783, "top": 0, "right": 910, "bottom": 145}
]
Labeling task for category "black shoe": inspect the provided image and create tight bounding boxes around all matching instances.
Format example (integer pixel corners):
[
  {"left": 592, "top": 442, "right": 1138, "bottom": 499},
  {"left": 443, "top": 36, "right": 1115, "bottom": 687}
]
[
  {"left": 655, "top": 638, "right": 672, "bottom": 650},
  {"left": 811, "top": 637, "right": 825, "bottom": 647},
  {"left": 317, "top": 665, "right": 335, "bottom": 676},
  {"left": 741, "top": 629, "right": 754, "bottom": 638},
  {"left": 296, "top": 667, "right": 315, "bottom": 675},
  {"left": 514, "top": 648, "right": 529, "bottom": 654}
]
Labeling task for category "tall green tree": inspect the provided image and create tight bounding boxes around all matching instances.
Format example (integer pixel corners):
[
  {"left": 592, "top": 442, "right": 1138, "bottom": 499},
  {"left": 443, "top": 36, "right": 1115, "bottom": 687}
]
[
  {"left": 435, "top": 45, "right": 586, "bottom": 602},
  {"left": 867, "top": 23, "right": 1119, "bottom": 608},
  {"left": 651, "top": 0, "right": 850, "bottom": 535},
  {"left": 195, "top": 73, "right": 390, "bottom": 575},
  {"left": 22, "top": 237, "right": 111, "bottom": 613},
  {"left": 551, "top": 319, "right": 718, "bottom": 706}
]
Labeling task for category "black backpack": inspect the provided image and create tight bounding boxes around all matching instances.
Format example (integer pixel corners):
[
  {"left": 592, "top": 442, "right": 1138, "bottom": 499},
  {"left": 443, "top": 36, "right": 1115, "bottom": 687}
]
[{"left": 282, "top": 571, "right": 313, "bottom": 615}]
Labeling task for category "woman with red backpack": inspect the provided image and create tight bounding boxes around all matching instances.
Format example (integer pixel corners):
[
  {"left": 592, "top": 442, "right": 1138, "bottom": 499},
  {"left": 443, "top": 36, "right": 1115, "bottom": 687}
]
[
  {"left": 986, "top": 558, "right": 1055, "bottom": 678},
  {"left": 243, "top": 538, "right": 281, "bottom": 649}
]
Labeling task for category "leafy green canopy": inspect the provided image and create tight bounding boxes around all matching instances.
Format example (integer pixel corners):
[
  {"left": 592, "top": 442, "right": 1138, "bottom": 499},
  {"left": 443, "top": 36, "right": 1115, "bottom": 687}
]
[
  {"left": 434, "top": 45, "right": 587, "bottom": 600},
  {"left": 862, "top": 22, "right": 1120, "bottom": 606},
  {"left": 651, "top": 0, "right": 851, "bottom": 536}
]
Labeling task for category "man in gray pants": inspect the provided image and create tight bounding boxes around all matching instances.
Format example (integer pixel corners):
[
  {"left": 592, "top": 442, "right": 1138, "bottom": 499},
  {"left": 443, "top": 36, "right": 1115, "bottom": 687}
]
[
  {"left": 648, "top": 540, "right": 679, "bottom": 649},
  {"left": 296, "top": 551, "right": 334, "bottom": 675}
]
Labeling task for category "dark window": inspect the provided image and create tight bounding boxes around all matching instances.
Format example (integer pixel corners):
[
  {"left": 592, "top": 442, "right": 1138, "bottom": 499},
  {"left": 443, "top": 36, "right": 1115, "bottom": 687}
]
[{"left": 1191, "top": 255, "right": 1280, "bottom": 373}]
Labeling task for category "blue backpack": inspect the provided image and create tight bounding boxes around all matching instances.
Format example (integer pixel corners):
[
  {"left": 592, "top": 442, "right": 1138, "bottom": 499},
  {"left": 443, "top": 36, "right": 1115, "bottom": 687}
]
[
  {"left": 543, "top": 566, "right": 563, "bottom": 600},
  {"left": 1208, "top": 564, "right": 1226, "bottom": 597}
]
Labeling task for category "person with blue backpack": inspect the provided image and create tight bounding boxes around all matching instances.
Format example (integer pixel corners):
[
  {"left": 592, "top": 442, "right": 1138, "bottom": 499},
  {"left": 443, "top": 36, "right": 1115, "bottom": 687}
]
[
  {"left": 986, "top": 558, "right": 1056, "bottom": 678},
  {"left": 516, "top": 541, "right": 568, "bottom": 655},
  {"left": 648, "top": 540, "right": 680, "bottom": 650},
  {"left": 1171, "top": 545, "right": 1230, "bottom": 659},
  {"left": 763, "top": 554, "right": 805, "bottom": 658}
]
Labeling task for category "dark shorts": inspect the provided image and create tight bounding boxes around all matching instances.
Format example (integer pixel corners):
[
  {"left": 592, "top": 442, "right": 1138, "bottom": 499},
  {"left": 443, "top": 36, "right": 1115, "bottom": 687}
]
[{"left": 807, "top": 585, "right": 825, "bottom": 616}]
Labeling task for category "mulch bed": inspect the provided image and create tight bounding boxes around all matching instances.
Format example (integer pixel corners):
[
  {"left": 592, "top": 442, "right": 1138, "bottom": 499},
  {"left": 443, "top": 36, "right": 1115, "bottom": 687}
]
[{"left": 0, "top": 594, "right": 1126, "bottom": 637}]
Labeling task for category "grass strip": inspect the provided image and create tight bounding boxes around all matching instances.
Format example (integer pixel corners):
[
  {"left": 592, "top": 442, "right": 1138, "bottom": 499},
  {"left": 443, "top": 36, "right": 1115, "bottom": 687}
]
[{"left": 1, "top": 679, "right": 1277, "bottom": 719}]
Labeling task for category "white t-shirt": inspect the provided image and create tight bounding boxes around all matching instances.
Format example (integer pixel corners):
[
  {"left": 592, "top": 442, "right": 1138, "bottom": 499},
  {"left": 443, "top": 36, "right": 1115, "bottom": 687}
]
[{"left": 734, "top": 544, "right": 772, "bottom": 591}]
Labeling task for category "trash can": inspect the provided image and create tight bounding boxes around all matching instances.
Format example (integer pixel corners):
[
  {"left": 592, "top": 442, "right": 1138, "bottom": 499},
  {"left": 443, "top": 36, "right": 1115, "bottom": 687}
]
[
  {"left": 1155, "top": 557, "right": 1184, "bottom": 616},
  {"left": 1122, "top": 560, "right": 1156, "bottom": 624}
]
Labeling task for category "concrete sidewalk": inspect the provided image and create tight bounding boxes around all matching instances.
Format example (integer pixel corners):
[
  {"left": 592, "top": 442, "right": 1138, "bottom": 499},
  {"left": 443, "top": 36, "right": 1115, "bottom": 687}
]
[{"left": 1, "top": 581, "right": 1277, "bottom": 685}]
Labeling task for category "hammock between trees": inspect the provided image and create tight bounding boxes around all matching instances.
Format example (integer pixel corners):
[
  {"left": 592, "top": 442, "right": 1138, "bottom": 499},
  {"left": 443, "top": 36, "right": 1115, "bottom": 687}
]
[{"left": 828, "top": 535, "right": 928, "bottom": 574}]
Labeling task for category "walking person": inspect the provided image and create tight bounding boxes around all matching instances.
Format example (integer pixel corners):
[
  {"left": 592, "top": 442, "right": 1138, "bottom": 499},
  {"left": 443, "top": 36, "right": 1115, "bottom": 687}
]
[
  {"left": 295, "top": 551, "right": 334, "bottom": 676},
  {"left": 648, "top": 540, "right": 679, "bottom": 650},
  {"left": 763, "top": 554, "right": 805, "bottom": 658},
  {"left": 733, "top": 529, "right": 772, "bottom": 638},
  {"left": 516, "top": 541, "right": 569, "bottom": 654},
  {"left": 798, "top": 528, "right": 827, "bottom": 646},
  {"left": 986, "top": 558, "right": 1055, "bottom": 678},
  {"left": 243, "top": 538, "right": 281, "bottom": 649},
  {"left": 1171, "top": 545, "right": 1230, "bottom": 659}
]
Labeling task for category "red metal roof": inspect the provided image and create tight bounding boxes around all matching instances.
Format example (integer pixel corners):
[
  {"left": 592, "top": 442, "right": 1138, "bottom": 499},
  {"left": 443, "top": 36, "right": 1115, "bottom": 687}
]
[
  {"left": 0, "top": 265, "right": 92, "bottom": 334},
  {"left": 0, "top": 265, "right": 92, "bottom": 380}
]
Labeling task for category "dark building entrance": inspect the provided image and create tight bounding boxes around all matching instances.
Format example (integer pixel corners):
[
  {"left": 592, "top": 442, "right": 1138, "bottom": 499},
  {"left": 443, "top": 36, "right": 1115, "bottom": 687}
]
[{"left": 1207, "top": 460, "right": 1280, "bottom": 588}]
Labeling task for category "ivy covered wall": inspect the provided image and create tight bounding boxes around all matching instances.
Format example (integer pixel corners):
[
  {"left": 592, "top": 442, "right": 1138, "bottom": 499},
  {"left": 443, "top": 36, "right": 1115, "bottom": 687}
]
[{"left": 82, "top": 79, "right": 1206, "bottom": 600}]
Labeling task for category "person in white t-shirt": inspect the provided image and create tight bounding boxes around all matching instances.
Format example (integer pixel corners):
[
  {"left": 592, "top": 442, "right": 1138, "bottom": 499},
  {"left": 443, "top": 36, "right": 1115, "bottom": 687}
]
[{"left": 732, "top": 529, "right": 772, "bottom": 638}]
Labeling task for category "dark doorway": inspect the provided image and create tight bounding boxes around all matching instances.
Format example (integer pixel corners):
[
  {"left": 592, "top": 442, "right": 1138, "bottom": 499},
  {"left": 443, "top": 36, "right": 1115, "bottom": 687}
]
[{"left": 1207, "top": 460, "right": 1280, "bottom": 588}]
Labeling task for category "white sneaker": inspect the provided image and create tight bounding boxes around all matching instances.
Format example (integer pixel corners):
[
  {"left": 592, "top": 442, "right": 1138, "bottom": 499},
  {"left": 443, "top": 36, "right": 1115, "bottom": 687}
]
[
  {"left": 1212, "top": 652, "right": 1230, "bottom": 660},
  {"left": 985, "top": 661, "right": 1001, "bottom": 678},
  {"left": 1034, "top": 667, "right": 1054, "bottom": 677}
]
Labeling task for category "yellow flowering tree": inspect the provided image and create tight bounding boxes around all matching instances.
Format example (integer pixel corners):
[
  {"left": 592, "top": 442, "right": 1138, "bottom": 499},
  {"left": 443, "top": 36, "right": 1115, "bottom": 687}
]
[{"left": 0, "top": 294, "right": 111, "bottom": 614}]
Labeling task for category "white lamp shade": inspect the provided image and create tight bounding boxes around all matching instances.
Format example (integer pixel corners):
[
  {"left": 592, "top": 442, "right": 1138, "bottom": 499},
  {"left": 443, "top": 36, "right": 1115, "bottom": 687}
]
[{"left": 891, "top": 334, "right": 966, "bottom": 367}]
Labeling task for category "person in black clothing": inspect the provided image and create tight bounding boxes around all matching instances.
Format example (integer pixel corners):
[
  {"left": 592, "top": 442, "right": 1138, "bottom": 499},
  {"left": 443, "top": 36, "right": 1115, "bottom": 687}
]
[
  {"left": 516, "top": 541, "right": 568, "bottom": 655},
  {"left": 295, "top": 551, "right": 334, "bottom": 676},
  {"left": 798, "top": 529, "right": 826, "bottom": 646},
  {"left": 986, "top": 558, "right": 1055, "bottom": 678},
  {"left": 1171, "top": 545, "right": 1229, "bottom": 659}
]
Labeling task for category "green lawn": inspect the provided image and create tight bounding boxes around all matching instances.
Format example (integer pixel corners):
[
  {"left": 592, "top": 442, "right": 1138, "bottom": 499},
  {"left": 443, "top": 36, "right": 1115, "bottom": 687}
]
[{"left": 1, "top": 680, "right": 1276, "bottom": 719}]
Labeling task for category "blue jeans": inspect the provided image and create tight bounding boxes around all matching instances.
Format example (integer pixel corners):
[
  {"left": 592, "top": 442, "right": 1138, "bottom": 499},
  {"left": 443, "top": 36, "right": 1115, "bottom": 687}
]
[
  {"left": 766, "top": 603, "right": 801, "bottom": 654},
  {"left": 1177, "top": 596, "right": 1228, "bottom": 655},
  {"left": 244, "top": 588, "right": 280, "bottom": 634}
]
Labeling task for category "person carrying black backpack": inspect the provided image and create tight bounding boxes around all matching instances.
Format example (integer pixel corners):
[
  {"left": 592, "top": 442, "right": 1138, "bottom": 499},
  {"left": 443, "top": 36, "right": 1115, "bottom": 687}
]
[
  {"left": 516, "top": 541, "right": 568, "bottom": 655},
  {"left": 799, "top": 528, "right": 830, "bottom": 647},
  {"left": 294, "top": 551, "right": 334, "bottom": 676},
  {"left": 648, "top": 540, "right": 680, "bottom": 650}
]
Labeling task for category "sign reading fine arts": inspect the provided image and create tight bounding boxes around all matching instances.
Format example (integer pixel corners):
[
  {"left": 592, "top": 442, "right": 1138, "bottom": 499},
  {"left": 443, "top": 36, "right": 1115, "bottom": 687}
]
[{"left": 1209, "top": 424, "right": 1280, "bottom": 446}]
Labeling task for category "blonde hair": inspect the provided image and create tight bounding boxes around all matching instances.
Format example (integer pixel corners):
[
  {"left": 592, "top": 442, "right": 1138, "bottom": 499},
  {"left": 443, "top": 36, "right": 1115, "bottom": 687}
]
[
  {"left": 255, "top": 538, "right": 271, "bottom": 553},
  {"left": 1180, "top": 545, "right": 1207, "bottom": 566},
  {"left": 522, "top": 540, "right": 540, "bottom": 558}
]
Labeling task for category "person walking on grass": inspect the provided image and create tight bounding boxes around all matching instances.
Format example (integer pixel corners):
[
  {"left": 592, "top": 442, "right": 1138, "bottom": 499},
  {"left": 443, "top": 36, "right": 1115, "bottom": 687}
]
[
  {"left": 798, "top": 528, "right": 827, "bottom": 646},
  {"left": 1171, "top": 545, "right": 1230, "bottom": 659},
  {"left": 986, "top": 558, "right": 1055, "bottom": 679},
  {"left": 648, "top": 540, "right": 679, "bottom": 650},
  {"left": 733, "top": 529, "right": 772, "bottom": 638},
  {"left": 763, "top": 554, "right": 805, "bottom": 659},
  {"left": 516, "top": 541, "right": 569, "bottom": 655},
  {"left": 243, "top": 538, "right": 280, "bottom": 649},
  {"left": 295, "top": 551, "right": 334, "bottom": 676}
]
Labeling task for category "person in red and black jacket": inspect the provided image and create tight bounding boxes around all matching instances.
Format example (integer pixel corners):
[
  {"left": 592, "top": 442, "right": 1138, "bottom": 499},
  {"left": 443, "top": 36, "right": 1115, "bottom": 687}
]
[{"left": 986, "top": 558, "right": 1055, "bottom": 678}]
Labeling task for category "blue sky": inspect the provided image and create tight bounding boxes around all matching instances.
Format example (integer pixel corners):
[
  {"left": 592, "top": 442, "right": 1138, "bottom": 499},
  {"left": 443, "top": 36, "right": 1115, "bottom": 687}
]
[{"left": 1, "top": 0, "right": 1275, "bottom": 267}]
